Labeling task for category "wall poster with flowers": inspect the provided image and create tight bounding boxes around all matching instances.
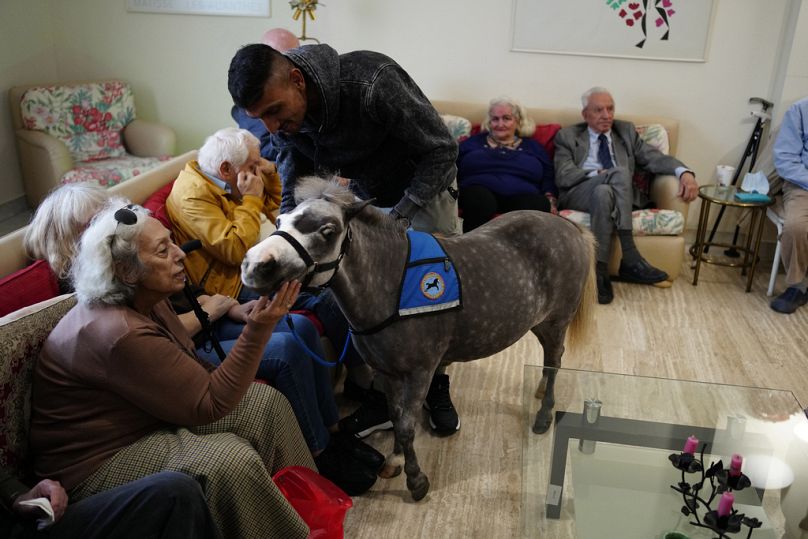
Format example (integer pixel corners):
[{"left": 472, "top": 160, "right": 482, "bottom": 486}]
[{"left": 511, "top": 0, "right": 714, "bottom": 62}]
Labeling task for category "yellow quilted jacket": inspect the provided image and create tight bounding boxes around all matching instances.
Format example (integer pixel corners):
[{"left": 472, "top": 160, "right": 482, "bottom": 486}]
[{"left": 166, "top": 161, "right": 281, "bottom": 297}]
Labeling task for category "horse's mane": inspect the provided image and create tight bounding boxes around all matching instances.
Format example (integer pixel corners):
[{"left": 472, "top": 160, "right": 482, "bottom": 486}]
[{"left": 294, "top": 175, "right": 401, "bottom": 231}]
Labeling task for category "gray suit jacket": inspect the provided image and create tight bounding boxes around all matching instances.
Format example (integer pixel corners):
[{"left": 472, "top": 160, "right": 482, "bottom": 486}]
[{"left": 553, "top": 119, "right": 685, "bottom": 192}]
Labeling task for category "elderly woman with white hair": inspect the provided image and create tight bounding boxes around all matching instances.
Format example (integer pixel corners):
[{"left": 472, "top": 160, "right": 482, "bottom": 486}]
[
  {"left": 29, "top": 202, "right": 314, "bottom": 539},
  {"left": 457, "top": 96, "right": 557, "bottom": 232},
  {"left": 23, "top": 183, "right": 116, "bottom": 290}
]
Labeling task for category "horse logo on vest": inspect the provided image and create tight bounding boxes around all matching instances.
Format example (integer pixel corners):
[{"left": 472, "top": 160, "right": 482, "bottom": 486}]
[{"left": 420, "top": 271, "right": 445, "bottom": 300}]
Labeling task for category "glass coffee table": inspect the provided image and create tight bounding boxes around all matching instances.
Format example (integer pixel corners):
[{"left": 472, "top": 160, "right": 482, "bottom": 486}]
[{"left": 522, "top": 367, "right": 808, "bottom": 538}]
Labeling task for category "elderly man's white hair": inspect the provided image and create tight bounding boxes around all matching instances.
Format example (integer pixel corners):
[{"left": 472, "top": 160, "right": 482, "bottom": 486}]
[
  {"left": 581, "top": 87, "right": 612, "bottom": 109},
  {"left": 197, "top": 127, "right": 260, "bottom": 178},
  {"left": 72, "top": 200, "right": 149, "bottom": 306}
]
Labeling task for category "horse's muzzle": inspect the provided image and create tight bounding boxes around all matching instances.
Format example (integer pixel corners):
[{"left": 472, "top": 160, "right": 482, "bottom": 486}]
[{"left": 241, "top": 257, "right": 279, "bottom": 294}]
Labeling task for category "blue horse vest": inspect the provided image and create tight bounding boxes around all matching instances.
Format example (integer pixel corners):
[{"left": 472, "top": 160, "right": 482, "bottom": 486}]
[{"left": 398, "top": 230, "right": 461, "bottom": 317}]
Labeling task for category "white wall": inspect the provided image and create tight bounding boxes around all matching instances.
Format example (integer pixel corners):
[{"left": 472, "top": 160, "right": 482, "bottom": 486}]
[
  {"left": 0, "top": 0, "right": 58, "bottom": 205},
  {"left": 780, "top": 0, "right": 808, "bottom": 117},
  {"left": 3, "top": 0, "right": 808, "bottom": 230}
]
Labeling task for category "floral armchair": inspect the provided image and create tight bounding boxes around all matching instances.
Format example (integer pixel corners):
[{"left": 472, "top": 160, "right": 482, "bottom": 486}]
[{"left": 9, "top": 80, "right": 177, "bottom": 207}]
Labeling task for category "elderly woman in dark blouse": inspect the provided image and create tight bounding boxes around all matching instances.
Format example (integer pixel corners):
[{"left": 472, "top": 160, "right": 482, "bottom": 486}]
[
  {"left": 457, "top": 96, "right": 557, "bottom": 232},
  {"left": 29, "top": 203, "right": 314, "bottom": 539}
]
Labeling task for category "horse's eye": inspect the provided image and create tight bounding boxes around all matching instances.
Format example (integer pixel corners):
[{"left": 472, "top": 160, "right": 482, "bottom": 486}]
[{"left": 319, "top": 224, "right": 336, "bottom": 238}]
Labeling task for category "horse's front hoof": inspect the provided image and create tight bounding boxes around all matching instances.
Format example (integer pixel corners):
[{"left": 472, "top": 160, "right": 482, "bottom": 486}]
[
  {"left": 532, "top": 412, "right": 553, "bottom": 434},
  {"left": 378, "top": 463, "right": 402, "bottom": 478},
  {"left": 407, "top": 473, "right": 430, "bottom": 501}
]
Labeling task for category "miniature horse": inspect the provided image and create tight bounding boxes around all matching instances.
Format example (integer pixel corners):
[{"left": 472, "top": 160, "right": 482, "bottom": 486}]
[{"left": 241, "top": 177, "right": 596, "bottom": 501}]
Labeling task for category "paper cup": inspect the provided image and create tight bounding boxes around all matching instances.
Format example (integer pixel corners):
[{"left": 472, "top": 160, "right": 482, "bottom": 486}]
[{"left": 715, "top": 165, "right": 735, "bottom": 187}]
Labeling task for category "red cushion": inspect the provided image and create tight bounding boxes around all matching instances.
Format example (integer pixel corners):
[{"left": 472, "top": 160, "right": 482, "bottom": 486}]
[
  {"left": 531, "top": 123, "right": 562, "bottom": 159},
  {"left": 0, "top": 260, "right": 60, "bottom": 317},
  {"left": 142, "top": 180, "right": 175, "bottom": 231}
]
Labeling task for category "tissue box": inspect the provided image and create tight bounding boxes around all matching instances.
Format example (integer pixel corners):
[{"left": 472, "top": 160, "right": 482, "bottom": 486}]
[{"left": 734, "top": 192, "right": 771, "bottom": 203}]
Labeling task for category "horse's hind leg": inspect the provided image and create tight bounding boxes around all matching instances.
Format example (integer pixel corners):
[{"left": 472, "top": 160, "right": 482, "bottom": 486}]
[
  {"left": 531, "top": 322, "right": 566, "bottom": 434},
  {"left": 380, "top": 370, "right": 432, "bottom": 501}
]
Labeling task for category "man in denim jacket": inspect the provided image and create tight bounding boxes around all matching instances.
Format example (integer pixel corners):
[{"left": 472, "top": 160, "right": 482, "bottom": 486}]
[
  {"left": 227, "top": 43, "right": 462, "bottom": 436},
  {"left": 227, "top": 43, "right": 460, "bottom": 236}
]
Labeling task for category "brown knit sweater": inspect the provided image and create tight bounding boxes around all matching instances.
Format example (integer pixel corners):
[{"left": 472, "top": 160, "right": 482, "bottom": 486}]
[{"left": 29, "top": 300, "right": 273, "bottom": 489}]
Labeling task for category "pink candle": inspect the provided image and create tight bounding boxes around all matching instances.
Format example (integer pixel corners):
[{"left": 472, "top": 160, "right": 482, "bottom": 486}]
[
  {"left": 729, "top": 453, "right": 743, "bottom": 477},
  {"left": 683, "top": 435, "right": 699, "bottom": 454},
  {"left": 717, "top": 491, "right": 734, "bottom": 517}
]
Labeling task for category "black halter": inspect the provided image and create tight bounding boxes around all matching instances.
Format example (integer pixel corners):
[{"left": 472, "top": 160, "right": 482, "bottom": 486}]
[{"left": 270, "top": 226, "right": 353, "bottom": 291}]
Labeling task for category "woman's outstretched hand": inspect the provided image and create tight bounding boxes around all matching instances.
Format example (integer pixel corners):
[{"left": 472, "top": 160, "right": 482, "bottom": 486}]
[{"left": 246, "top": 281, "right": 301, "bottom": 327}]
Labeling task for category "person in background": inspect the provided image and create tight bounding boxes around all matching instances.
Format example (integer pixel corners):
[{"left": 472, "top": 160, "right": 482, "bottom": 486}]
[
  {"left": 771, "top": 95, "right": 808, "bottom": 314},
  {"left": 23, "top": 183, "right": 109, "bottom": 292},
  {"left": 554, "top": 86, "right": 698, "bottom": 304},
  {"left": 227, "top": 41, "right": 462, "bottom": 436},
  {"left": 1, "top": 470, "right": 217, "bottom": 539},
  {"left": 457, "top": 96, "right": 557, "bottom": 232}
]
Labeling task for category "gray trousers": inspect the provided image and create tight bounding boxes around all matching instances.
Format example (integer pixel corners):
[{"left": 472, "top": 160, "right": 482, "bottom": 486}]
[
  {"left": 781, "top": 181, "right": 808, "bottom": 286},
  {"left": 412, "top": 178, "right": 462, "bottom": 236},
  {"left": 559, "top": 167, "right": 633, "bottom": 262}
]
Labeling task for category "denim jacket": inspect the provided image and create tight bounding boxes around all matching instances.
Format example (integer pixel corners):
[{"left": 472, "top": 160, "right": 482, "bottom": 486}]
[{"left": 274, "top": 44, "right": 457, "bottom": 218}]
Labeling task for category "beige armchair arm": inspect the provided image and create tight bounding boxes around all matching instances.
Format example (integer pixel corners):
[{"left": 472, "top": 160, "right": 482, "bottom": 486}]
[
  {"left": 650, "top": 174, "right": 690, "bottom": 229},
  {"left": 123, "top": 119, "right": 176, "bottom": 157},
  {"left": 14, "top": 129, "right": 74, "bottom": 207}
]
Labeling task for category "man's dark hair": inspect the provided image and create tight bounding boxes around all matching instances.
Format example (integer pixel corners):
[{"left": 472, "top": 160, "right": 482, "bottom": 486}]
[{"left": 228, "top": 44, "right": 286, "bottom": 109}]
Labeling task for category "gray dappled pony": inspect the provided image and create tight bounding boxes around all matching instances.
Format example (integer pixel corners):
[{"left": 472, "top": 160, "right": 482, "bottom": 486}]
[{"left": 241, "top": 177, "right": 596, "bottom": 501}]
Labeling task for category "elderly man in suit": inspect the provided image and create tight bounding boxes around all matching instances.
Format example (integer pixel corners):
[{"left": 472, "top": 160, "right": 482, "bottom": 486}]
[{"left": 554, "top": 87, "right": 698, "bottom": 304}]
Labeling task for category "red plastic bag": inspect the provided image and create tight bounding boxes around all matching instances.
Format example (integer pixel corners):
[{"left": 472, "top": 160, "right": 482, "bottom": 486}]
[{"left": 273, "top": 466, "right": 353, "bottom": 539}]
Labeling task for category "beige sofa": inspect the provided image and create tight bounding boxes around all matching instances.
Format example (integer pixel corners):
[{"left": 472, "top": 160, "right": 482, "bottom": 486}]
[
  {"left": 431, "top": 100, "right": 689, "bottom": 280},
  {"left": 0, "top": 150, "right": 196, "bottom": 281}
]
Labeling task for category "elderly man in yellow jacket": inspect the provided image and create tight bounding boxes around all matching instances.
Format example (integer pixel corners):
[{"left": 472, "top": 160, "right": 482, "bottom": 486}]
[{"left": 167, "top": 127, "right": 281, "bottom": 300}]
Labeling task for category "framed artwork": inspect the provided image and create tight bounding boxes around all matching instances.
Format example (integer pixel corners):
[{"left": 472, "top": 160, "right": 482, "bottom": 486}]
[
  {"left": 511, "top": 0, "right": 714, "bottom": 62},
  {"left": 126, "top": 0, "right": 270, "bottom": 17}
]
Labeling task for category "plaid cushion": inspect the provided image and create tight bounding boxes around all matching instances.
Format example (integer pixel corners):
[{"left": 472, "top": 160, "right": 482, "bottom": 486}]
[{"left": 0, "top": 295, "right": 76, "bottom": 480}]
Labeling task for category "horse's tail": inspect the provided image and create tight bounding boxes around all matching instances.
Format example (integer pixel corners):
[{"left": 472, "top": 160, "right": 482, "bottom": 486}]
[{"left": 567, "top": 226, "right": 597, "bottom": 349}]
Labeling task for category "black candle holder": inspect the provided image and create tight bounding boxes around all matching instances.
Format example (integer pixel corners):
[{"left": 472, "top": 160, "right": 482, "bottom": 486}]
[{"left": 668, "top": 443, "right": 762, "bottom": 538}]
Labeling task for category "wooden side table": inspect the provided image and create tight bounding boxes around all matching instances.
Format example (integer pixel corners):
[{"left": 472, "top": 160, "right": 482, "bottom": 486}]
[{"left": 690, "top": 185, "right": 773, "bottom": 292}]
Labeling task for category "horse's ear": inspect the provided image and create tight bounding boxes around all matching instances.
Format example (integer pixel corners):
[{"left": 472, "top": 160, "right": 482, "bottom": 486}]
[{"left": 344, "top": 198, "right": 376, "bottom": 222}]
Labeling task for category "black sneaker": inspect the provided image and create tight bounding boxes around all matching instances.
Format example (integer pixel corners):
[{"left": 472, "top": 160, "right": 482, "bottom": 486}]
[
  {"left": 338, "top": 391, "right": 393, "bottom": 439},
  {"left": 424, "top": 373, "right": 460, "bottom": 435},
  {"left": 331, "top": 431, "right": 385, "bottom": 473},
  {"left": 770, "top": 286, "right": 808, "bottom": 314},
  {"left": 314, "top": 438, "right": 377, "bottom": 496}
]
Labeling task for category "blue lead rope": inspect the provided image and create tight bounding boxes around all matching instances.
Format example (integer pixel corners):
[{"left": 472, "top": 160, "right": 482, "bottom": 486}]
[{"left": 284, "top": 314, "right": 352, "bottom": 368}]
